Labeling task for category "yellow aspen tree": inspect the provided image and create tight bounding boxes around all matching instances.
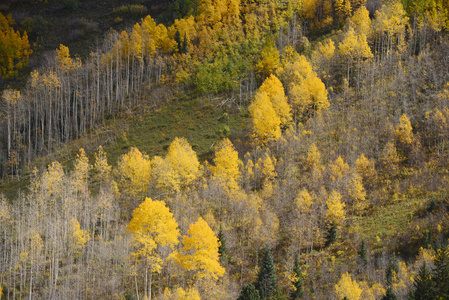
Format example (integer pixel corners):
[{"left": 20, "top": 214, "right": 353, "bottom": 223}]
[
  {"left": 94, "top": 145, "right": 113, "bottom": 188},
  {"left": 334, "top": 272, "right": 362, "bottom": 300},
  {"left": 359, "top": 281, "right": 386, "bottom": 300},
  {"left": 311, "top": 39, "right": 335, "bottom": 81},
  {"left": 381, "top": 141, "right": 400, "bottom": 177},
  {"left": 306, "top": 143, "right": 322, "bottom": 170},
  {"left": 56, "top": 44, "right": 81, "bottom": 71},
  {"left": 174, "top": 217, "right": 225, "bottom": 282},
  {"left": 115, "top": 147, "right": 151, "bottom": 198},
  {"left": 249, "top": 91, "right": 282, "bottom": 145},
  {"left": 338, "top": 27, "right": 373, "bottom": 83},
  {"left": 152, "top": 137, "right": 200, "bottom": 192},
  {"left": 284, "top": 55, "right": 329, "bottom": 119},
  {"left": 71, "top": 148, "right": 91, "bottom": 194},
  {"left": 349, "top": 5, "right": 372, "bottom": 38},
  {"left": 347, "top": 173, "right": 366, "bottom": 210},
  {"left": 325, "top": 190, "right": 346, "bottom": 226},
  {"left": 355, "top": 154, "right": 377, "bottom": 187},
  {"left": 211, "top": 138, "right": 242, "bottom": 192},
  {"left": 334, "top": 0, "right": 352, "bottom": 24},
  {"left": 394, "top": 113, "right": 414, "bottom": 145},
  {"left": 258, "top": 74, "right": 292, "bottom": 128},
  {"left": 162, "top": 286, "right": 201, "bottom": 300},
  {"left": 257, "top": 42, "right": 281, "bottom": 79},
  {"left": 329, "top": 156, "right": 350, "bottom": 182},
  {"left": 127, "top": 197, "right": 179, "bottom": 300},
  {"left": 0, "top": 13, "right": 32, "bottom": 78},
  {"left": 68, "top": 218, "right": 90, "bottom": 254}
]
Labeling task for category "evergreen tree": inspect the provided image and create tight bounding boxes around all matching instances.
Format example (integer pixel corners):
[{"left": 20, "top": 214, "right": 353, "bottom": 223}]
[
  {"left": 381, "top": 287, "right": 397, "bottom": 300},
  {"left": 432, "top": 247, "right": 449, "bottom": 298},
  {"left": 385, "top": 255, "right": 399, "bottom": 286},
  {"left": 291, "top": 252, "right": 303, "bottom": 299},
  {"left": 175, "top": 30, "right": 182, "bottom": 53},
  {"left": 325, "top": 223, "right": 337, "bottom": 247},
  {"left": 238, "top": 284, "right": 261, "bottom": 300},
  {"left": 256, "top": 246, "right": 277, "bottom": 300},
  {"left": 358, "top": 240, "right": 368, "bottom": 266},
  {"left": 182, "top": 33, "right": 188, "bottom": 54},
  {"left": 411, "top": 263, "right": 434, "bottom": 300},
  {"left": 217, "top": 224, "right": 228, "bottom": 266}
]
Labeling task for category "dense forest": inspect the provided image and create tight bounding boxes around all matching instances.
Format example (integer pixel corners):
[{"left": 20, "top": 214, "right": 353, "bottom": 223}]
[{"left": 1, "top": 0, "right": 449, "bottom": 299}]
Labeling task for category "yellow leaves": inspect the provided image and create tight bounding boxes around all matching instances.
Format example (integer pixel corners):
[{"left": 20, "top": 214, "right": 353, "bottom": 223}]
[
  {"left": 283, "top": 55, "right": 329, "bottom": 118},
  {"left": 211, "top": 138, "right": 241, "bottom": 192},
  {"left": 381, "top": 142, "right": 400, "bottom": 176},
  {"left": 94, "top": 145, "right": 112, "bottom": 185},
  {"left": 394, "top": 113, "right": 414, "bottom": 145},
  {"left": 249, "top": 91, "right": 282, "bottom": 145},
  {"left": 258, "top": 74, "right": 292, "bottom": 128},
  {"left": 163, "top": 287, "right": 201, "bottom": 300},
  {"left": 115, "top": 147, "right": 151, "bottom": 197},
  {"left": 72, "top": 148, "right": 91, "bottom": 194},
  {"left": 359, "top": 281, "right": 386, "bottom": 300},
  {"left": 295, "top": 188, "right": 313, "bottom": 213},
  {"left": 329, "top": 156, "right": 350, "bottom": 182},
  {"left": 69, "top": 218, "right": 90, "bottom": 251},
  {"left": 306, "top": 143, "right": 321, "bottom": 169},
  {"left": 373, "top": 1, "right": 408, "bottom": 36},
  {"left": 334, "top": 272, "right": 362, "bottom": 300},
  {"left": 174, "top": 217, "right": 225, "bottom": 281},
  {"left": 338, "top": 27, "right": 373, "bottom": 61},
  {"left": 127, "top": 198, "right": 179, "bottom": 272},
  {"left": 1, "top": 89, "right": 20, "bottom": 107},
  {"left": 257, "top": 42, "right": 281, "bottom": 79},
  {"left": 56, "top": 44, "right": 81, "bottom": 72},
  {"left": 349, "top": 5, "right": 371, "bottom": 38},
  {"left": 152, "top": 137, "right": 200, "bottom": 191},
  {"left": 326, "top": 190, "right": 346, "bottom": 226},
  {"left": 355, "top": 154, "right": 377, "bottom": 185},
  {"left": 0, "top": 13, "right": 32, "bottom": 78}
]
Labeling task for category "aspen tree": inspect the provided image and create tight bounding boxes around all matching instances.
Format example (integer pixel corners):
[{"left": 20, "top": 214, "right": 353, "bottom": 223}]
[
  {"left": 211, "top": 138, "right": 242, "bottom": 192},
  {"left": 128, "top": 198, "right": 179, "bottom": 300},
  {"left": 258, "top": 74, "right": 292, "bottom": 128},
  {"left": 334, "top": 272, "right": 362, "bottom": 300},
  {"left": 115, "top": 147, "right": 151, "bottom": 199},
  {"left": 152, "top": 137, "right": 200, "bottom": 191},
  {"left": 249, "top": 91, "right": 282, "bottom": 145},
  {"left": 174, "top": 217, "right": 225, "bottom": 282}
]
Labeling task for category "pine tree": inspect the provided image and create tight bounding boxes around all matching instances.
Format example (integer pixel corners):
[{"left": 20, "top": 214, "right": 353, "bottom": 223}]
[
  {"left": 381, "top": 287, "right": 397, "bottom": 300},
  {"left": 432, "top": 247, "right": 449, "bottom": 298},
  {"left": 238, "top": 284, "right": 261, "bottom": 300},
  {"left": 256, "top": 245, "right": 277, "bottom": 300},
  {"left": 217, "top": 224, "right": 228, "bottom": 266},
  {"left": 325, "top": 223, "right": 337, "bottom": 247},
  {"left": 358, "top": 240, "right": 368, "bottom": 266},
  {"left": 411, "top": 263, "right": 434, "bottom": 300},
  {"left": 291, "top": 252, "right": 303, "bottom": 299}
]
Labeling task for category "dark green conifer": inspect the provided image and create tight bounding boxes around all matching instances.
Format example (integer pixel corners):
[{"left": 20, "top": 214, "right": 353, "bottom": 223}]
[
  {"left": 237, "top": 284, "right": 261, "bottom": 300},
  {"left": 325, "top": 223, "right": 337, "bottom": 247},
  {"left": 358, "top": 240, "right": 368, "bottom": 266},
  {"left": 174, "top": 30, "right": 182, "bottom": 53},
  {"left": 433, "top": 247, "right": 449, "bottom": 298},
  {"left": 291, "top": 252, "right": 303, "bottom": 299},
  {"left": 411, "top": 262, "right": 434, "bottom": 300},
  {"left": 381, "top": 287, "right": 397, "bottom": 300},
  {"left": 256, "top": 245, "right": 277, "bottom": 300},
  {"left": 218, "top": 224, "right": 228, "bottom": 266}
]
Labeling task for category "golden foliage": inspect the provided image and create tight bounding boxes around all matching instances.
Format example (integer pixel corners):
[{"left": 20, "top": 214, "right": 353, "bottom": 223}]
[
  {"left": 326, "top": 190, "right": 346, "bottom": 226},
  {"left": 394, "top": 113, "right": 414, "bottom": 145},
  {"left": 174, "top": 217, "right": 225, "bottom": 281},
  {"left": 258, "top": 74, "right": 292, "bottom": 128},
  {"left": 334, "top": 272, "right": 362, "bottom": 300},
  {"left": 127, "top": 198, "right": 179, "bottom": 273},
  {"left": 115, "top": 147, "right": 151, "bottom": 197},
  {"left": 249, "top": 91, "right": 282, "bottom": 145},
  {"left": 152, "top": 137, "right": 200, "bottom": 191},
  {"left": 211, "top": 138, "right": 241, "bottom": 192}
]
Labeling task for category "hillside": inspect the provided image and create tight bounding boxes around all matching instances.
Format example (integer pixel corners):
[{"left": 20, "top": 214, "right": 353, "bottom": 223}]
[{"left": 1, "top": 0, "right": 449, "bottom": 299}]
